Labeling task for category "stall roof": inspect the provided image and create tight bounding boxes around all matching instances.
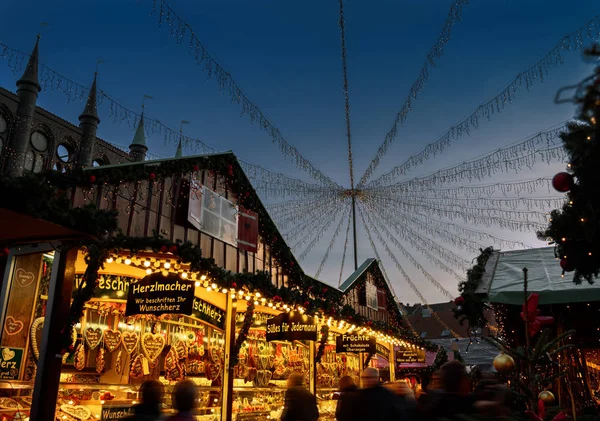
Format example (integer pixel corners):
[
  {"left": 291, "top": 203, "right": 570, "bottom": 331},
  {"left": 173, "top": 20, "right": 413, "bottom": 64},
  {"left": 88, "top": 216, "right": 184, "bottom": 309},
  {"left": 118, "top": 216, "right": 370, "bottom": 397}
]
[
  {"left": 0, "top": 209, "right": 92, "bottom": 244},
  {"left": 476, "top": 247, "right": 600, "bottom": 305}
]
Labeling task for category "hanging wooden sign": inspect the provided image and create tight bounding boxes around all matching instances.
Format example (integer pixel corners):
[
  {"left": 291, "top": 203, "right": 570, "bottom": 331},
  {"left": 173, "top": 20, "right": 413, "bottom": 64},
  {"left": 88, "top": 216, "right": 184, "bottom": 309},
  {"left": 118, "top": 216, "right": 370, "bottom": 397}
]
[
  {"left": 376, "top": 342, "right": 390, "bottom": 358},
  {"left": 395, "top": 348, "right": 426, "bottom": 364},
  {"left": 191, "top": 297, "right": 225, "bottom": 330},
  {"left": 0, "top": 347, "right": 23, "bottom": 380},
  {"left": 336, "top": 334, "right": 376, "bottom": 354},
  {"left": 125, "top": 273, "right": 194, "bottom": 316},
  {"left": 74, "top": 275, "right": 136, "bottom": 300},
  {"left": 266, "top": 312, "right": 317, "bottom": 342}
]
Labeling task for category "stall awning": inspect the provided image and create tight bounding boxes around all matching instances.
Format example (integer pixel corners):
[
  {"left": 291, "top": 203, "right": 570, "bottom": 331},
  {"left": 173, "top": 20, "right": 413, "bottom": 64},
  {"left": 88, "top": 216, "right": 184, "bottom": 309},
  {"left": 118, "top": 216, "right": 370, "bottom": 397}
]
[
  {"left": 0, "top": 208, "right": 92, "bottom": 244},
  {"left": 476, "top": 247, "right": 600, "bottom": 305}
]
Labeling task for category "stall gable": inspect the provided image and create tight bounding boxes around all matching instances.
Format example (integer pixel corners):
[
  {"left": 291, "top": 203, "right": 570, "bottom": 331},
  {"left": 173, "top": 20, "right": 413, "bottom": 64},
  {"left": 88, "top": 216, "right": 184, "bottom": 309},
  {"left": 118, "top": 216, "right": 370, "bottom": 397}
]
[
  {"left": 339, "top": 259, "right": 401, "bottom": 325},
  {"left": 72, "top": 154, "right": 291, "bottom": 288}
]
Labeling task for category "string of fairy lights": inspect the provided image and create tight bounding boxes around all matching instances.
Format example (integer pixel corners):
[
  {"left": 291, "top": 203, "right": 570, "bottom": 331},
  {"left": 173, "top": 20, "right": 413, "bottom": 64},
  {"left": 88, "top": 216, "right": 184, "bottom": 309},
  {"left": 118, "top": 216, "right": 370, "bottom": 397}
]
[{"left": 1, "top": 4, "right": 598, "bottom": 338}]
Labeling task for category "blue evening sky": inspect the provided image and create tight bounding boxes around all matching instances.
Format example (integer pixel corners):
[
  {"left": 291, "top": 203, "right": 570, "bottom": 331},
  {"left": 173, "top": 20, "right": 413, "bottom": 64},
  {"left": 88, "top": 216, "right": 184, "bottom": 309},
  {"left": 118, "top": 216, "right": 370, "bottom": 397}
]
[{"left": 1, "top": 0, "right": 597, "bottom": 303}]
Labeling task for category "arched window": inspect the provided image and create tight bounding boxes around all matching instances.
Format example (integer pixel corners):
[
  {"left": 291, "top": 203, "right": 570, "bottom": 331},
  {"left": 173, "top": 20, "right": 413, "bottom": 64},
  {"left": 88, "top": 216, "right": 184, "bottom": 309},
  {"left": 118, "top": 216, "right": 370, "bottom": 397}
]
[{"left": 0, "top": 114, "right": 7, "bottom": 154}]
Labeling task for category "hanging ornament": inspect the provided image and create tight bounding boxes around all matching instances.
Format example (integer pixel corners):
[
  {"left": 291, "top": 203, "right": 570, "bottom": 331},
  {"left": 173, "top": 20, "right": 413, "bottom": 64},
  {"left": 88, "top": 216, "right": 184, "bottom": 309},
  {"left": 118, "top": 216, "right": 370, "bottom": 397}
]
[
  {"left": 560, "top": 258, "right": 575, "bottom": 272},
  {"left": 552, "top": 172, "right": 573, "bottom": 192},
  {"left": 493, "top": 353, "right": 515, "bottom": 374},
  {"left": 538, "top": 390, "right": 555, "bottom": 406},
  {"left": 454, "top": 296, "right": 465, "bottom": 306}
]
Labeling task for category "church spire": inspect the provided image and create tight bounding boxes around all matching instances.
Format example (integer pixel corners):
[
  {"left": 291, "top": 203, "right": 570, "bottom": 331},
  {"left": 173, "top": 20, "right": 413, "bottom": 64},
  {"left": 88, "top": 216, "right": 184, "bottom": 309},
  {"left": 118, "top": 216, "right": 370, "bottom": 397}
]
[
  {"left": 77, "top": 72, "right": 100, "bottom": 168},
  {"left": 129, "top": 112, "right": 148, "bottom": 162},
  {"left": 17, "top": 36, "right": 41, "bottom": 91},
  {"left": 175, "top": 120, "right": 189, "bottom": 158}
]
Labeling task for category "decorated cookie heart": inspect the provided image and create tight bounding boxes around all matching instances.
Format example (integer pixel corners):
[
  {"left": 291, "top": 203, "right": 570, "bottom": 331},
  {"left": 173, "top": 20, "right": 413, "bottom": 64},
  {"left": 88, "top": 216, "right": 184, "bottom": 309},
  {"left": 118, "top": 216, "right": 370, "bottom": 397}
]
[
  {"left": 30, "top": 317, "right": 44, "bottom": 360},
  {"left": 0, "top": 397, "right": 21, "bottom": 409},
  {"left": 84, "top": 327, "right": 102, "bottom": 350},
  {"left": 206, "top": 363, "right": 221, "bottom": 381},
  {"left": 15, "top": 268, "right": 35, "bottom": 288},
  {"left": 60, "top": 404, "right": 91, "bottom": 421},
  {"left": 103, "top": 329, "right": 122, "bottom": 352},
  {"left": 129, "top": 354, "right": 143, "bottom": 378},
  {"left": 4, "top": 316, "right": 23, "bottom": 336},
  {"left": 74, "top": 344, "right": 86, "bottom": 371},
  {"left": 121, "top": 331, "right": 139, "bottom": 354},
  {"left": 141, "top": 333, "right": 165, "bottom": 363},
  {"left": 175, "top": 340, "right": 188, "bottom": 360},
  {"left": 2, "top": 348, "right": 15, "bottom": 361},
  {"left": 96, "top": 348, "right": 106, "bottom": 373},
  {"left": 115, "top": 350, "right": 123, "bottom": 374}
]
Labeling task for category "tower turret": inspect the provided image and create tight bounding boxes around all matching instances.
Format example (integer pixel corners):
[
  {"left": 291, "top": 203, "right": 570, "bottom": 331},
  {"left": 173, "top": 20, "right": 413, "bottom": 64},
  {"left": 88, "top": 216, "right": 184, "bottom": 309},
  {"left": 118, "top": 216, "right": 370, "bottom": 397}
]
[
  {"left": 5, "top": 37, "right": 41, "bottom": 176},
  {"left": 76, "top": 73, "right": 100, "bottom": 168},
  {"left": 129, "top": 114, "right": 147, "bottom": 162}
]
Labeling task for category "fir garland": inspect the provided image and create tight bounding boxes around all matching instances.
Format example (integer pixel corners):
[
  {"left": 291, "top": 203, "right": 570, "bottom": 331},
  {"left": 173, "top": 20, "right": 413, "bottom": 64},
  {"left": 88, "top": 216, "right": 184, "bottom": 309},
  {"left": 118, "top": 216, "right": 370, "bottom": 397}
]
[
  {"left": 453, "top": 246, "right": 494, "bottom": 329},
  {"left": 231, "top": 301, "right": 255, "bottom": 367},
  {"left": 315, "top": 325, "right": 329, "bottom": 364}
]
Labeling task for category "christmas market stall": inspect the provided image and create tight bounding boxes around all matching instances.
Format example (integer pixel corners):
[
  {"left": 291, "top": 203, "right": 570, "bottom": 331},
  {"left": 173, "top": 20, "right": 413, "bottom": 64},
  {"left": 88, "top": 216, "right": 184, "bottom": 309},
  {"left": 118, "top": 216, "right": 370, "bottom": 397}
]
[
  {"left": 455, "top": 247, "right": 600, "bottom": 414},
  {"left": 0, "top": 153, "right": 430, "bottom": 421}
]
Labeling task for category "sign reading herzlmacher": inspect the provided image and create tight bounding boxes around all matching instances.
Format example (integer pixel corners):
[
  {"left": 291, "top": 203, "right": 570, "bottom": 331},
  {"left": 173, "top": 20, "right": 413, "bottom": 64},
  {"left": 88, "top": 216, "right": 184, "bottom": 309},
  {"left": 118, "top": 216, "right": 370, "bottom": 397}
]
[
  {"left": 336, "top": 334, "right": 376, "bottom": 354},
  {"left": 126, "top": 273, "right": 195, "bottom": 316},
  {"left": 266, "top": 312, "right": 317, "bottom": 342}
]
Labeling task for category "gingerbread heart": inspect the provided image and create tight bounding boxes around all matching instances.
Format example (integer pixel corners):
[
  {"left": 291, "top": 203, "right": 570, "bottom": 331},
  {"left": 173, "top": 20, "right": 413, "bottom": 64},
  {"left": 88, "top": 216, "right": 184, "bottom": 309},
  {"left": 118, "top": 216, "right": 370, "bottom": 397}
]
[
  {"left": 4, "top": 316, "right": 23, "bottom": 336},
  {"left": 1, "top": 348, "right": 15, "bottom": 361},
  {"left": 129, "top": 354, "right": 143, "bottom": 378},
  {"left": 141, "top": 333, "right": 165, "bottom": 363},
  {"left": 206, "top": 363, "right": 221, "bottom": 381},
  {"left": 103, "top": 329, "right": 122, "bottom": 352},
  {"left": 15, "top": 268, "right": 34, "bottom": 288},
  {"left": 121, "top": 331, "right": 139, "bottom": 354},
  {"left": 60, "top": 404, "right": 91, "bottom": 421},
  {"left": 175, "top": 340, "right": 188, "bottom": 360},
  {"left": 85, "top": 327, "right": 102, "bottom": 350}
]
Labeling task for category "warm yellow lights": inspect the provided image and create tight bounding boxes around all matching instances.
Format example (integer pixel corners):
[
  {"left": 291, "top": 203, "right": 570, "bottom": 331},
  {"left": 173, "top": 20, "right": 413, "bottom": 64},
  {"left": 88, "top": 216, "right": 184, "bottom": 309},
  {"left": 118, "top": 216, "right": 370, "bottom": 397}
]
[
  {"left": 164, "top": 262, "right": 171, "bottom": 269},
  {"left": 124, "top": 258, "right": 131, "bottom": 265},
  {"left": 200, "top": 275, "right": 207, "bottom": 281},
  {"left": 222, "top": 288, "right": 228, "bottom": 294},
  {"left": 106, "top": 257, "right": 113, "bottom": 263},
  {"left": 212, "top": 283, "right": 217, "bottom": 290},
  {"left": 195, "top": 281, "right": 201, "bottom": 287},
  {"left": 144, "top": 260, "right": 151, "bottom": 267},
  {"left": 207, "top": 286, "right": 212, "bottom": 292},
  {"left": 146, "top": 268, "right": 152, "bottom": 275},
  {"left": 181, "top": 272, "right": 188, "bottom": 279}
]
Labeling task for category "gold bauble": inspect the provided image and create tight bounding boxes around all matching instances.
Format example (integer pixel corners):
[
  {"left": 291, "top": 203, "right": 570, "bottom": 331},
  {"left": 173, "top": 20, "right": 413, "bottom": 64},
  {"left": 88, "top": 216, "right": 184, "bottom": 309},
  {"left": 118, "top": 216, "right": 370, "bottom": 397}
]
[
  {"left": 538, "top": 390, "right": 555, "bottom": 406},
  {"left": 493, "top": 353, "right": 515, "bottom": 374}
]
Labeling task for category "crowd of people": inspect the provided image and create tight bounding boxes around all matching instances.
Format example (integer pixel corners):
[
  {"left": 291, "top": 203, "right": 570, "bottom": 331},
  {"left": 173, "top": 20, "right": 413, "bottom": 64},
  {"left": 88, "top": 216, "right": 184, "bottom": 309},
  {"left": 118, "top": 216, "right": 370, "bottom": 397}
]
[{"left": 120, "top": 360, "right": 508, "bottom": 421}]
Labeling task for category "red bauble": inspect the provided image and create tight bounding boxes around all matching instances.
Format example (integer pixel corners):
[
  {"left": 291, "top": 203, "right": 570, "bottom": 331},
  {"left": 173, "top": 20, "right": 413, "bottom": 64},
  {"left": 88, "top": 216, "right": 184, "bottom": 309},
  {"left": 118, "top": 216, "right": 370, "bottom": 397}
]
[
  {"left": 323, "top": 287, "right": 328, "bottom": 293},
  {"left": 192, "top": 165, "right": 200, "bottom": 172},
  {"left": 303, "top": 301, "right": 310, "bottom": 307},
  {"left": 454, "top": 296, "right": 465, "bottom": 306},
  {"left": 89, "top": 175, "right": 96, "bottom": 183},
  {"left": 231, "top": 282, "right": 237, "bottom": 289},
  {"left": 1, "top": 248, "right": 8, "bottom": 256},
  {"left": 169, "top": 245, "right": 178, "bottom": 254},
  {"left": 552, "top": 172, "right": 573, "bottom": 192},
  {"left": 160, "top": 245, "right": 168, "bottom": 253},
  {"left": 149, "top": 173, "right": 157, "bottom": 180},
  {"left": 560, "top": 258, "right": 575, "bottom": 272}
]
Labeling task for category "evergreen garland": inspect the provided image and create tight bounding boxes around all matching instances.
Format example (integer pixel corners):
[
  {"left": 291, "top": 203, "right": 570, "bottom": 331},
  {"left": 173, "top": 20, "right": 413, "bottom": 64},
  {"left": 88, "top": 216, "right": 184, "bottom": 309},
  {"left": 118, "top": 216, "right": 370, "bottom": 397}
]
[
  {"left": 231, "top": 301, "right": 255, "bottom": 367},
  {"left": 315, "top": 325, "right": 329, "bottom": 364},
  {"left": 453, "top": 246, "right": 494, "bottom": 329},
  {"left": 538, "top": 45, "right": 600, "bottom": 284}
]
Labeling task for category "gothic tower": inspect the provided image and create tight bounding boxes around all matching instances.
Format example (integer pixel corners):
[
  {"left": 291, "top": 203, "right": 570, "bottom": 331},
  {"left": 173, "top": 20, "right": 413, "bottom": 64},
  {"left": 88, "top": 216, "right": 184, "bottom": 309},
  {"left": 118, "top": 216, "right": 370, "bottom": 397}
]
[
  {"left": 76, "top": 73, "right": 100, "bottom": 168},
  {"left": 129, "top": 114, "right": 148, "bottom": 162},
  {"left": 5, "top": 37, "right": 41, "bottom": 176}
]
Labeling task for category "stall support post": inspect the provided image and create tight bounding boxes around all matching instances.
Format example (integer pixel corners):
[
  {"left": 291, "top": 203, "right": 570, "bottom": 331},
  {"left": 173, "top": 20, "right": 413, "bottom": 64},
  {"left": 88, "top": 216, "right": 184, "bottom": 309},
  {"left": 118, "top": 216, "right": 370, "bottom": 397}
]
[
  {"left": 389, "top": 344, "right": 395, "bottom": 382},
  {"left": 30, "top": 246, "right": 77, "bottom": 421},
  {"left": 221, "top": 293, "right": 237, "bottom": 421},
  {"left": 309, "top": 340, "right": 316, "bottom": 395}
]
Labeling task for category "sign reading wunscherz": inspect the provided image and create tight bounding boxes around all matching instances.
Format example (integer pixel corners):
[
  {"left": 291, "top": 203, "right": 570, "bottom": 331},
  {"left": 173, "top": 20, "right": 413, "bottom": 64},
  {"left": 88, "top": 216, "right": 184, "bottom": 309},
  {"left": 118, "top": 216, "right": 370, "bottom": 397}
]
[
  {"left": 266, "top": 312, "right": 317, "bottom": 342},
  {"left": 336, "top": 334, "right": 376, "bottom": 354},
  {"left": 126, "top": 273, "right": 195, "bottom": 316}
]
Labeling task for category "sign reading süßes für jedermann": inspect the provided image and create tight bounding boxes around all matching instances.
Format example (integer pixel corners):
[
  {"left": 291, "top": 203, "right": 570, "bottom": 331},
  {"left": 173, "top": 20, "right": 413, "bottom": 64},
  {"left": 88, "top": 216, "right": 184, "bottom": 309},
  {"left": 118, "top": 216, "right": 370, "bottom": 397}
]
[
  {"left": 336, "top": 334, "right": 376, "bottom": 354},
  {"left": 126, "top": 273, "right": 194, "bottom": 316},
  {"left": 266, "top": 312, "right": 317, "bottom": 342}
]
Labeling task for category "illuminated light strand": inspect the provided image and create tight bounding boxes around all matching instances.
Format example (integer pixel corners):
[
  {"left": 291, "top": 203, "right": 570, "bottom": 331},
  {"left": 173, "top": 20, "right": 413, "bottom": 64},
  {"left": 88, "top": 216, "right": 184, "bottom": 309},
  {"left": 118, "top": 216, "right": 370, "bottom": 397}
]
[
  {"left": 316, "top": 205, "right": 352, "bottom": 279},
  {"left": 141, "top": 0, "right": 341, "bottom": 189},
  {"left": 336, "top": 207, "right": 353, "bottom": 287},
  {"left": 298, "top": 202, "right": 351, "bottom": 261},
  {"left": 358, "top": 0, "right": 470, "bottom": 186},
  {"left": 360, "top": 13, "right": 600, "bottom": 186}
]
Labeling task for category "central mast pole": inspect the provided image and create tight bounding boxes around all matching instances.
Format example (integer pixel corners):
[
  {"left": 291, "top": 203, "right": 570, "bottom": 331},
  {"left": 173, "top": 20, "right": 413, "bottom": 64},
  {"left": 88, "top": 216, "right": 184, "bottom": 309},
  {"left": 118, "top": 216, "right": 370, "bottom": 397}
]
[{"left": 352, "top": 194, "right": 358, "bottom": 270}]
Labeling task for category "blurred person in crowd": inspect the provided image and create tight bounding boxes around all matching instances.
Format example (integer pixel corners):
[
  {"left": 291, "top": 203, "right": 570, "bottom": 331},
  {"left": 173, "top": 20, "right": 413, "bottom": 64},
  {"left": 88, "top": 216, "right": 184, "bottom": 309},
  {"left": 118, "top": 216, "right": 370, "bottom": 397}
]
[
  {"left": 417, "top": 371, "right": 442, "bottom": 407},
  {"left": 121, "top": 380, "right": 164, "bottom": 421},
  {"left": 355, "top": 367, "right": 408, "bottom": 420},
  {"left": 281, "top": 372, "right": 319, "bottom": 421},
  {"left": 335, "top": 375, "right": 359, "bottom": 421},
  {"left": 166, "top": 380, "right": 198, "bottom": 421},
  {"left": 473, "top": 380, "right": 511, "bottom": 416},
  {"left": 420, "top": 361, "right": 475, "bottom": 420},
  {"left": 386, "top": 380, "right": 417, "bottom": 419}
]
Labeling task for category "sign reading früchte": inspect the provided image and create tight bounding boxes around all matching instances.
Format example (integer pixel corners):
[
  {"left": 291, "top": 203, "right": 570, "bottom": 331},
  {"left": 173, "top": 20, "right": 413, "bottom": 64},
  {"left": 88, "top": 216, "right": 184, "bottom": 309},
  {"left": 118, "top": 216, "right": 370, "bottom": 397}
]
[
  {"left": 126, "top": 273, "right": 194, "bottom": 316},
  {"left": 395, "top": 348, "right": 426, "bottom": 364},
  {"left": 336, "top": 334, "right": 376, "bottom": 354},
  {"left": 266, "top": 312, "right": 317, "bottom": 342}
]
